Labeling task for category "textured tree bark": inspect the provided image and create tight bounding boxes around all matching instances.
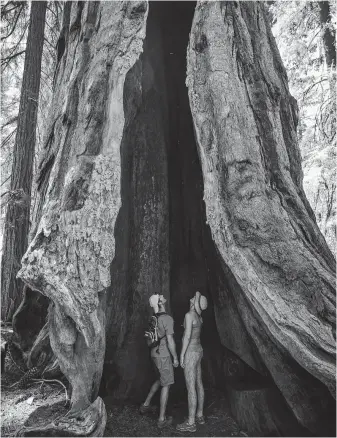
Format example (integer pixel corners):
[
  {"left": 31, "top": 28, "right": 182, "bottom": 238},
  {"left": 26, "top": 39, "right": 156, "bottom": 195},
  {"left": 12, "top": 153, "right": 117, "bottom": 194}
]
[
  {"left": 1, "top": 2, "right": 47, "bottom": 322},
  {"left": 17, "top": 0, "right": 148, "bottom": 431},
  {"left": 17, "top": 397, "right": 106, "bottom": 437},
  {"left": 187, "top": 1, "right": 335, "bottom": 435},
  {"left": 15, "top": 1, "right": 336, "bottom": 436}
]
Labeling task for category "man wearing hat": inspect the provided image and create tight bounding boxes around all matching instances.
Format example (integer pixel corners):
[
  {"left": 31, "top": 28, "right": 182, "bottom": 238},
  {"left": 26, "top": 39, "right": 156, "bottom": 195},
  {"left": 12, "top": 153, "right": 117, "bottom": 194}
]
[{"left": 140, "top": 294, "right": 178, "bottom": 428}]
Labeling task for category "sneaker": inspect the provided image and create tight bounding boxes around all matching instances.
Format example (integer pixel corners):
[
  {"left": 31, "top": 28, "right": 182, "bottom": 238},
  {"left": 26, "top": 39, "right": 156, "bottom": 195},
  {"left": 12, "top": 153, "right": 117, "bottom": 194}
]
[
  {"left": 139, "top": 404, "right": 157, "bottom": 415},
  {"left": 176, "top": 420, "right": 197, "bottom": 432},
  {"left": 157, "top": 416, "right": 173, "bottom": 428},
  {"left": 196, "top": 415, "right": 205, "bottom": 425}
]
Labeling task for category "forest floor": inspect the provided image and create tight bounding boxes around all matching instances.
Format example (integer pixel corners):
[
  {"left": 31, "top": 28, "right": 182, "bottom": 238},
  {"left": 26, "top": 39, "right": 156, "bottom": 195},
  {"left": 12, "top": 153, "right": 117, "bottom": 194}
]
[
  {"left": 0, "top": 326, "right": 67, "bottom": 437},
  {"left": 2, "top": 375, "right": 248, "bottom": 437},
  {"left": 103, "top": 390, "right": 248, "bottom": 437},
  {"left": 1, "top": 327, "right": 248, "bottom": 437}
]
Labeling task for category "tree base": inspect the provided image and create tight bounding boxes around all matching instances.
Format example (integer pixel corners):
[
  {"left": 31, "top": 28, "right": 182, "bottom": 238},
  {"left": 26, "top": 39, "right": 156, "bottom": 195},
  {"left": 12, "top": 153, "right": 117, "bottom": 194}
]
[
  {"left": 226, "top": 377, "right": 316, "bottom": 437},
  {"left": 227, "top": 378, "right": 279, "bottom": 437},
  {"left": 17, "top": 397, "right": 106, "bottom": 437}
]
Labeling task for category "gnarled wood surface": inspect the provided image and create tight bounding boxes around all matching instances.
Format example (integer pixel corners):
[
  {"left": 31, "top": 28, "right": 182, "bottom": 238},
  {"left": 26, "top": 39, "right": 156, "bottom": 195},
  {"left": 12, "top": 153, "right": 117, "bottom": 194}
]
[
  {"left": 187, "top": 1, "right": 335, "bottom": 434},
  {"left": 17, "top": 397, "right": 106, "bottom": 437},
  {"left": 18, "top": 0, "right": 148, "bottom": 425}
]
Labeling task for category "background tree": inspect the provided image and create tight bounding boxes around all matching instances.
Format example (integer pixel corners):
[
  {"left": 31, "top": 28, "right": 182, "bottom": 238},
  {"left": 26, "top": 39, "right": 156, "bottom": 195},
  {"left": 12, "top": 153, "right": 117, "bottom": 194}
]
[
  {"left": 270, "top": 1, "right": 336, "bottom": 253},
  {"left": 1, "top": 1, "right": 62, "bottom": 247},
  {"left": 1, "top": 1, "right": 29, "bottom": 242},
  {"left": 1, "top": 1, "right": 47, "bottom": 322}
]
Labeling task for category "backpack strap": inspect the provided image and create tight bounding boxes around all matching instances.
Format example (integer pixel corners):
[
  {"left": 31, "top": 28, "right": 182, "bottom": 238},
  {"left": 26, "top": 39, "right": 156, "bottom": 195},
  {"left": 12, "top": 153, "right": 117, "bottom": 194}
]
[{"left": 154, "top": 313, "right": 167, "bottom": 353}]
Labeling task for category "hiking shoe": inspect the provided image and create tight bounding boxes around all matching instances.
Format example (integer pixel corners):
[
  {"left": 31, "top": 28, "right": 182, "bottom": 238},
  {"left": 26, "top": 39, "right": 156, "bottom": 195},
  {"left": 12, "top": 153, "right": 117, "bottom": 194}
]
[
  {"left": 139, "top": 404, "right": 157, "bottom": 415},
  {"left": 196, "top": 415, "right": 205, "bottom": 425},
  {"left": 176, "top": 420, "right": 197, "bottom": 432},
  {"left": 157, "top": 416, "right": 173, "bottom": 428}
]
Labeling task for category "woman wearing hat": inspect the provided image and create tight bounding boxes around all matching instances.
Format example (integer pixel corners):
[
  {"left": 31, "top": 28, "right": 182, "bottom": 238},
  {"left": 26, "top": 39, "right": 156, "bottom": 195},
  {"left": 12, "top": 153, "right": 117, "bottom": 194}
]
[{"left": 176, "top": 291, "right": 208, "bottom": 433}]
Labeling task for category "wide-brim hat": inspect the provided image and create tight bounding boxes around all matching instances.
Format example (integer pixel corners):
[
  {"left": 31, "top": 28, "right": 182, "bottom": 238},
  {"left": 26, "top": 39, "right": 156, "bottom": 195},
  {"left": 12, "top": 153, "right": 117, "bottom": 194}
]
[{"left": 194, "top": 291, "right": 208, "bottom": 315}]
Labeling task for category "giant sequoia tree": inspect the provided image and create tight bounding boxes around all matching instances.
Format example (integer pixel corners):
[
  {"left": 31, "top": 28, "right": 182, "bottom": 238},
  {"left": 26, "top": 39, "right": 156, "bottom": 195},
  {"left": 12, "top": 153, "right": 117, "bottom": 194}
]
[{"left": 15, "top": 1, "right": 335, "bottom": 437}]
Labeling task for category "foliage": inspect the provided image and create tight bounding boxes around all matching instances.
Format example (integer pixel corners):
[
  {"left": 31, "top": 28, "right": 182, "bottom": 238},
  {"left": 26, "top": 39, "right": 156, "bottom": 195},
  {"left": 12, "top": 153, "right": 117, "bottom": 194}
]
[{"left": 270, "top": 1, "right": 336, "bottom": 253}]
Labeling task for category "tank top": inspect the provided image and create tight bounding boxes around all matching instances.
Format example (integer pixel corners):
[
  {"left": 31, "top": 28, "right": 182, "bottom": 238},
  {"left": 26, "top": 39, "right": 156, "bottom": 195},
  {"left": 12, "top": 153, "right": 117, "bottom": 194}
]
[{"left": 186, "top": 314, "right": 203, "bottom": 353}]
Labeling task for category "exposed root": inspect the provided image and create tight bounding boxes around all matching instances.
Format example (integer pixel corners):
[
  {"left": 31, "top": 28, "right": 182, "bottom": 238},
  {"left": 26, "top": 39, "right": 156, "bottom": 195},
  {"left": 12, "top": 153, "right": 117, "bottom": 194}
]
[
  {"left": 32, "top": 378, "right": 69, "bottom": 405},
  {"left": 7, "top": 343, "right": 25, "bottom": 374}
]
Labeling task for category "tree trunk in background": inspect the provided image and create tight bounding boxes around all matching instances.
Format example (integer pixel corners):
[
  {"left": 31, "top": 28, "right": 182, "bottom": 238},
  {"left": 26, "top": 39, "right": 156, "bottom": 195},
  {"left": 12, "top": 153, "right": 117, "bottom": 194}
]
[
  {"left": 1, "top": 1, "right": 47, "bottom": 322},
  {"left": 14, "top": 1, "right": 335, "bottom": 436},
  {"left": 319, "top": 1, "right": 336, "bottom": 68}
]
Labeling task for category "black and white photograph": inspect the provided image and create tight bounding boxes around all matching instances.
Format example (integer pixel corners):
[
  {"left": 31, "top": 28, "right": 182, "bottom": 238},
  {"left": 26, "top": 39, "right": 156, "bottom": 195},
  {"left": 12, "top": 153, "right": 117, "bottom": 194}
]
[{"left": 0, "top": 0, "right": 336, "bottom": 436}]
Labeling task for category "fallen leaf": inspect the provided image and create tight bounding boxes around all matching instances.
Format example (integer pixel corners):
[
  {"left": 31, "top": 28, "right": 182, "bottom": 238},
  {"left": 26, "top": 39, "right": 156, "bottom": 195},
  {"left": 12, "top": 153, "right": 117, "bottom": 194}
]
[{"left": 26, "top": 396, "right": 34, "bottom": 405}]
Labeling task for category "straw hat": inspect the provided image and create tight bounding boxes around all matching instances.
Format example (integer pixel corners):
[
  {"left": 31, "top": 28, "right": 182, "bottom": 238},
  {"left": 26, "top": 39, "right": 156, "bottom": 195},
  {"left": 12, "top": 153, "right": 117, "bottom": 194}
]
[{"left": 194, "top": 291, "right": 208, "bottom": 315}]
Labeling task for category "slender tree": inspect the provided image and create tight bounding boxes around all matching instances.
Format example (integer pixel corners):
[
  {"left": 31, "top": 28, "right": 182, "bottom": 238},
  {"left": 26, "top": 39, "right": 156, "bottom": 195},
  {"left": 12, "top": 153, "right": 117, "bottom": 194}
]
[
  {"left": 1, "top": 1, "right": 47, "bottom": 322},
  {"left": 319, "top": 1, "right": 336, "bottom": 68}
]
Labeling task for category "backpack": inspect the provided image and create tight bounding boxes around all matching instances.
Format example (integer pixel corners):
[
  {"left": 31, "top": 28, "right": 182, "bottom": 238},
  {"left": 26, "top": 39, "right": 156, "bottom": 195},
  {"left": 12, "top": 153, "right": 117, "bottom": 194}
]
[{"left": 145, "top": 312, "right": 167, "bottom": 353}]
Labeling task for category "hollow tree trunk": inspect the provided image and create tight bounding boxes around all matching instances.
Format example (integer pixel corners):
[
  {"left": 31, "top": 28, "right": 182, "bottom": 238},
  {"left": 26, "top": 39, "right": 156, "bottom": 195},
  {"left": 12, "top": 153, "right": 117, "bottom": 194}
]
[
  {"left": 1, "top": 1, "right": 47, "bottom": 322},
  {"left": 16, "top": 1, "right": 335, "bottom": 436}
]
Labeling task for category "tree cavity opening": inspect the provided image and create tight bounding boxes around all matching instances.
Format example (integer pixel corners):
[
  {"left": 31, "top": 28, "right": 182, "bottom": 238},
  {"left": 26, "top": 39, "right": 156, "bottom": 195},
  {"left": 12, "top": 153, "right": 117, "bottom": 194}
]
[{"left": 104, "top": 0, "right": 263, "bottom": 402}]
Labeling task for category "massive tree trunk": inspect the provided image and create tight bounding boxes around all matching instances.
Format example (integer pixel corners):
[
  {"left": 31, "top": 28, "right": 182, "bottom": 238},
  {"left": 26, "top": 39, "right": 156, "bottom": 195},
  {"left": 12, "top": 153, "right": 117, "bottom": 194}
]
[
  {"left": 1, "top": 1, "right": 47, "bottom": 322},
  {"left": 16, "top": 1, "right": 335, "bottom": 436},
  {"left": 187, "top": 2, "right": 335, "bottom": 435}
]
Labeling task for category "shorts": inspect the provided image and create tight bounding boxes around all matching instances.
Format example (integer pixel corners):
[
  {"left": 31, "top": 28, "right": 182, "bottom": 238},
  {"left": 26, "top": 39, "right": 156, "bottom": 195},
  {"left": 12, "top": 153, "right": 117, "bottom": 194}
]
[{"left": 152, "top": 356, "right": 174, "bottom": 387}]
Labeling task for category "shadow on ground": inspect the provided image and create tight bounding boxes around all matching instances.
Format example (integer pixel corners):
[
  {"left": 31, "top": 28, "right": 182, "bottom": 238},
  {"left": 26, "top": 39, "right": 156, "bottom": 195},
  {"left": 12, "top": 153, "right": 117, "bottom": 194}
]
[
  {"left": 2, "top": 326, "right": 247, "bottom": 437},
  {"left": 104, "top": 388, "right": 248, "bottom": 437}
]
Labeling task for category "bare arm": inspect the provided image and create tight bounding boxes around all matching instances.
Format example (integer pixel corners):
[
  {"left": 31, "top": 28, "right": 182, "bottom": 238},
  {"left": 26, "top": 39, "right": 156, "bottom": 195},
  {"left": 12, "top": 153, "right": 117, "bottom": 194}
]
[
  {"left": 167, "top": 334, "right": 178, "bottom": 367},
  {"left": 180, "top": 313, "right": 192, "bottom": 368}
]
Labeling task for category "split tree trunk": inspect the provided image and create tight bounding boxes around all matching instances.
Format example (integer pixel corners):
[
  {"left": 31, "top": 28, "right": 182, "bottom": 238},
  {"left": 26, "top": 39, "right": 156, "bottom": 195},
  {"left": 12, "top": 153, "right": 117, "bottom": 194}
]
[
  {"left": 1, "top": 2, "right": 47, "bottom": 322},
  {"left": 15, "top": 1, "right": 335, "bottom": 436}
]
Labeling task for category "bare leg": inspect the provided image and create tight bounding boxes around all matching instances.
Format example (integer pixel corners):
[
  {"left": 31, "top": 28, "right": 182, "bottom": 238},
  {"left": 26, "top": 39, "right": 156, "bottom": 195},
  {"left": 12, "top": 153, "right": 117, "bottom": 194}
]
[
  {"left": 159, "top": 385, "right": 170, "bottom": 421},
  {"left": 144, "top": 380, "right": 160, "bottom": 406},
  {"left": 196, "top": 357, "right": 204, "bottom": 418},
  {"left": 184, "top": 354, "right": 198, "bottom": 425}
]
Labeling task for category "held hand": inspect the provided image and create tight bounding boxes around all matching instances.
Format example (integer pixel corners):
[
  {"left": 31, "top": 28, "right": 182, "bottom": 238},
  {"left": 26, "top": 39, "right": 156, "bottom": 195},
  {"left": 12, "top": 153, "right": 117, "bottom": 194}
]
[
  {"left": 180, "top": 356, "right": 185, "bottom": 369},
  {"left": 173, "top": 358, "right": 179, "bottom": 368}
]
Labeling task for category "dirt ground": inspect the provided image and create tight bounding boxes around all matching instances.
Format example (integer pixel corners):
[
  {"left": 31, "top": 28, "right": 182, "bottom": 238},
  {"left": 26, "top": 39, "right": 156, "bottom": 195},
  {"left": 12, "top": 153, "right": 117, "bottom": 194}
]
[
  {"left": 1, "top": 372, "right": 67, "bottom": 437},
  {"left": 1, "top": 329, "right": 247, "bottom": 437},
  {"left": 103, "top": 390, "right": 248, "bottom": 437},
  {"left": 2, "top": 376, "right": 247, "bottom": 437},
  {"left": 1, "top": 332, "right": 68, "bottom": 437}
]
